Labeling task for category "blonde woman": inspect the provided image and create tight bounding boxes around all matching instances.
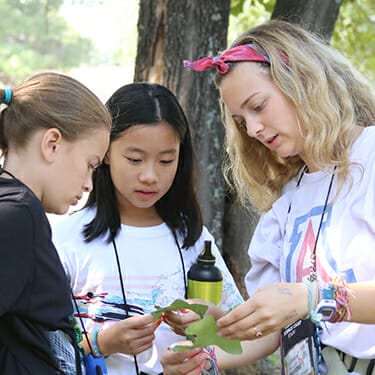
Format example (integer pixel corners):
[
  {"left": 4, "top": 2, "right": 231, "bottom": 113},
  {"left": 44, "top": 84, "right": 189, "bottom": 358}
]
[{"left": 162, "top": 20, "right": 375, "bottom": 375}]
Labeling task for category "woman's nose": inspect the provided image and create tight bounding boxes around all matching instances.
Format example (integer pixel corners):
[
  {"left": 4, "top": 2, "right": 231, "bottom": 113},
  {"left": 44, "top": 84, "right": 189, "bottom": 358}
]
[{"left": 245, "top": 118, "right": 264, "bottom": 138}]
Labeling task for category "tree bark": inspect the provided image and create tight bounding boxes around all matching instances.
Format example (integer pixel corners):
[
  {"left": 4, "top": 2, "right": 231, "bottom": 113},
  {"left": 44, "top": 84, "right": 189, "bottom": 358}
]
[
  {"left": 272, "top": 0, "right": 344, "bottom": 40},
  {"left": 135, "top": 0, "right": 230, "bottom": 249}
]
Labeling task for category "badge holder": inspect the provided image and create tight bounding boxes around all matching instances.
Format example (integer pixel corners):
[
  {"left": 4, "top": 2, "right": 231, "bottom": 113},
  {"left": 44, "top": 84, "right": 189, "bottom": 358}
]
[{"left": 281, "top": 318, "right": 320, "bottom": 375}]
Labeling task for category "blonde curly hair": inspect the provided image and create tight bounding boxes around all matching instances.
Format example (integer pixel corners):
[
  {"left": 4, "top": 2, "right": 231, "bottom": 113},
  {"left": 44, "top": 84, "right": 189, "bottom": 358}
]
[{"left": 216, "top": 20, "right": 375, "bottom": 212}]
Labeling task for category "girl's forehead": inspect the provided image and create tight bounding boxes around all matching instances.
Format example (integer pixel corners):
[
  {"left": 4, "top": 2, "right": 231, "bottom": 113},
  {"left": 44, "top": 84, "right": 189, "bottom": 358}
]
[
  {"left": 124, "top": 121, "right": 175, "bottom": 134},
  {"left": 112, "top": 122, "right": 180, "bottom": 148}
]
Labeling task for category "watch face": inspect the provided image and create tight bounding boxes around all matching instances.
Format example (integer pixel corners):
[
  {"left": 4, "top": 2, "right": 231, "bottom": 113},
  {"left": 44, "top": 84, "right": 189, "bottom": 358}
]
[
  {"left": 321, "top": 308, "right": 335, "bottom": 319},
  {"left": 316, "top": 299, "right": 337, "bottom": 321}
]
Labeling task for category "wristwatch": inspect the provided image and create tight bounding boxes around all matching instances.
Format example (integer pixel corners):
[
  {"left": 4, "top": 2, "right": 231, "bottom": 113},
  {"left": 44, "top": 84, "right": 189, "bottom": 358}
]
[{"left": 315, "top": 287, "right": 337, "bottom": 321}]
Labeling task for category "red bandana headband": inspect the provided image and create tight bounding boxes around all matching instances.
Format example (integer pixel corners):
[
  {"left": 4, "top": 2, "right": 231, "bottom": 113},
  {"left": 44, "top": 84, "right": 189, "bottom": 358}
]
[{"left": 183, "top": 44, "right": 270, "bottom": 74}]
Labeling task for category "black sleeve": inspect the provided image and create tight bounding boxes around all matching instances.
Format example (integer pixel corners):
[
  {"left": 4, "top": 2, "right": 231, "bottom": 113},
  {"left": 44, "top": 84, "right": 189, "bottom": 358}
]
[{"left": 0, "top": 202, "right": 34, "bottom": 315}]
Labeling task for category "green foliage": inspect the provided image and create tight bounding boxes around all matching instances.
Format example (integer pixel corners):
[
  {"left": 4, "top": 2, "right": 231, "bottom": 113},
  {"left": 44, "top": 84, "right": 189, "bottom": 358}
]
[
  {"left": 0, "top": 0, "right": 95, "bottom": 84},
  {"left": 151, "top": 299, "right": 241, "bottom": 354},
  {"left": 151, "top": 299, "right": 208, "bottom": 321},
  {"left": 229, "top": 0, "right": 374, "bottom": 82},
  {"left": 332, "top": 0, "right": 375, "bottom": 82},
  {"left": 173, "top": 315, "right": 242, "bottom": 354},
  {"left": 229, "top": 0, "right": 275, "bottom": 43}
]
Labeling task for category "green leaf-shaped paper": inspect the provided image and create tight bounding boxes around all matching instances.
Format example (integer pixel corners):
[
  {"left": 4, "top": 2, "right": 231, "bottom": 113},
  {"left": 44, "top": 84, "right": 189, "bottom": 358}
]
[
  {"left": 173, "top": 315, "right": 242, "bottom": 355},
  {"left": 151, "top": 299, "right": 208, "bottom": 322}
]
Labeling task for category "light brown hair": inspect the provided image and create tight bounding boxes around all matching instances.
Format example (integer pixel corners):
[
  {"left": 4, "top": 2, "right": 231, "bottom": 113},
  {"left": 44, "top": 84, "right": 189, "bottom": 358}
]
[{"left": 0, "top": 72, "right": 111, "bottom": 157}]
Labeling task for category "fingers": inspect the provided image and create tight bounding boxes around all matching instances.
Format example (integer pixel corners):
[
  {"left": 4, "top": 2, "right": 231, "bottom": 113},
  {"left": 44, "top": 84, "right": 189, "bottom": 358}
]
[
  {"left": 216, "top": 303, "right": 269, "bottom": 340},
  {"left": 217, "top": 302, "right": 255, "bottom": 337},
  {"left": 123, "top": 313, "right": 155, "bottom": 328},
  {"left": 102, "top": 314, "right": 161, "bottom": 355},
  {"left": 218, "top": 320, "right": 266, "bottom": 340},
  {"left": 119, "top": 316, "right": 159, "bottom": 354},
  {"left": 164, "top": 310, "right": 200, "bottom": 326},
  {"left": 124, "top": 331, "right": 156, "bottom": 355},
  {"left": 163, "top": 310, "right": 200, "bottom": 335},
  {"left": 161, "top": 347, "right": 209, "bottom": 375},
  {"left": 217, "top": 283, "right": 307, "bottom": 341},
  {"left": 218, "top": 300, "right": 255, "bottom": 327}
]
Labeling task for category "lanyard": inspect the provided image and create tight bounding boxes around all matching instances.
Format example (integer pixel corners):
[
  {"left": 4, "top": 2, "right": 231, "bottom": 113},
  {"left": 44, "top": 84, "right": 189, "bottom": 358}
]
[
  {"left": 289, "top": 166, "right": 336, "bottom": 281},
  {"left": 111, "top": 229, "right": 187, "bottom": 374}
]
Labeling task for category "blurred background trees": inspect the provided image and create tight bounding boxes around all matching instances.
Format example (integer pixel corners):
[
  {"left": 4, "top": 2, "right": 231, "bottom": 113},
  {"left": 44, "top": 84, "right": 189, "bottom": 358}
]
[
  {"left": 0, "top": 0, "right": 93, "bottom": 83},
  {"left": 0, "top": 0, "right": 373, "bottom": 85}
]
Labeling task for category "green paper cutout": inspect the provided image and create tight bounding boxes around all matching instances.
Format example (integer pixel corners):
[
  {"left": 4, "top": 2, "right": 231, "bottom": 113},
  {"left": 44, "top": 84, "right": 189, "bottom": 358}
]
[
  {"left": 151, "top": 299, "right": 208, "bottom": 322},
  {"left": 173, "top": 315, "right": 242, "bottom": 355}
]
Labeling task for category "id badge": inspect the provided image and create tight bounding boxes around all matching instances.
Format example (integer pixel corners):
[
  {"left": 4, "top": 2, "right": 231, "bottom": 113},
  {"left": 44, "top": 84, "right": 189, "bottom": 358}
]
[{"left": 281, "top": 319, "right": 319, "bottom": 375}]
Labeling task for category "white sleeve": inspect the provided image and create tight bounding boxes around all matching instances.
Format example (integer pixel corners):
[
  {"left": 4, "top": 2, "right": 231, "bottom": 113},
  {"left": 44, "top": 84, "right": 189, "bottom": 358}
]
[{"left": 244, "top": 204, "right": 286, "bottom": 297}]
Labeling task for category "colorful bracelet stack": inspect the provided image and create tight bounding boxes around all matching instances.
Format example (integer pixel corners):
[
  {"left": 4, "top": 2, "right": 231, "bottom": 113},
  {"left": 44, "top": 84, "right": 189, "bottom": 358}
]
[
  {"left": 91, "top": 329, "right": 103, "bottom": 357},
  {"left": 203, "top": 346, "right": 219, "bottom": 375},
  {"left": 306, "top": 277, "right": 352, "bottom": 324},
  {"left": 329, "top": 276, "right": 352, "bottom": 323}
]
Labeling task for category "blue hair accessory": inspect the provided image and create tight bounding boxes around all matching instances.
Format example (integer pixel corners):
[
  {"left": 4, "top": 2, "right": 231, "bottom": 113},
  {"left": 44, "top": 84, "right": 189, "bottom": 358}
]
[{"left": 3, "top": 87, "right": 12, "bottom": 105}]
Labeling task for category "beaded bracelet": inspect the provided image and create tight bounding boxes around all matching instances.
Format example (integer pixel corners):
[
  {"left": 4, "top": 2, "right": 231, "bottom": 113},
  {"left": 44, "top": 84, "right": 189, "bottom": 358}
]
[{"left": 91, "top": 329, "right": 103, "bottom": 357}]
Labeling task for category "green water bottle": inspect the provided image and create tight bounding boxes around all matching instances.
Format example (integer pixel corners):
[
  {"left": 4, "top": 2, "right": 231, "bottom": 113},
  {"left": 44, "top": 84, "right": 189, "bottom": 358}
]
[{"left": 187, "top": 240, "right": 223, "bottom": 305}]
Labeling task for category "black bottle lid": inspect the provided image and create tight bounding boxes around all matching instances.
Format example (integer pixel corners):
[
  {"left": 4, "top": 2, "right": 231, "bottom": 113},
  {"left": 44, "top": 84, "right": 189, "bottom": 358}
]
[
  {"left": 187, "top": 240, "right": 223, "bottom": 282},
  {"left": 197, "top": 240, "right": 216, "bottom": 264}
]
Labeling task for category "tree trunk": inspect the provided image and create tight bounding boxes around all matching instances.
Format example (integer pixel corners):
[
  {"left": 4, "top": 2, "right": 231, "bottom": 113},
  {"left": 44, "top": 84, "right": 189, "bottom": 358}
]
[
  {"left": 135, "top": 0, "right": 230, "bottom": 249},
  {"left": 272, "top": 0, "right": 344, "bottom": 40}
]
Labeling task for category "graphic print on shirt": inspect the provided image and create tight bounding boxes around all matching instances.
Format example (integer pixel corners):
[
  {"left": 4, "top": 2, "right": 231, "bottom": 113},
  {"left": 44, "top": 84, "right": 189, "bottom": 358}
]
[
  {"left": 74, "top": 292, "right": 145, "bottom": 322},
  {"left": 285, "top": 204, "right": 356, "bottom": 283},
  {"left": 72, "top": 268, "right": 188, "bottom": 323}
]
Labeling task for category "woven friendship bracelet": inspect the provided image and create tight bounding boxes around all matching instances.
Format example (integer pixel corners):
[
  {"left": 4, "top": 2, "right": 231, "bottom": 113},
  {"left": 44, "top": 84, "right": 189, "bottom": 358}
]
[
  {"left": 202, "top": 346, "right": 219, "bottom": 375},
  {"left": 329, "top": 276, "right": 352, "bottom": 322}
]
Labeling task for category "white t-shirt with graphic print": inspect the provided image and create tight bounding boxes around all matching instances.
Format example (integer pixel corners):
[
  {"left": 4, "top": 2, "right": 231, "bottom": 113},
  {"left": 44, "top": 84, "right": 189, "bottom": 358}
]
[
  {"left": 52, "top": 209, "right": 243, "bottom": 375},
  {"left": 245, "top": 126, "right": 375, "bottom": 359}
]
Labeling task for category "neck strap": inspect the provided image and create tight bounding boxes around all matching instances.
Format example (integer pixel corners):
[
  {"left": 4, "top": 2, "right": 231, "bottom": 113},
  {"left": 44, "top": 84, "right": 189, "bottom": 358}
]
[
  {"left": 0, "top": 166, "right": 16, "bottom": 179},
  {"left": 289, "top": 166, "right": 336, "bottom": 281},
  {"left": 110, "top": 228, "right": 187, "bottom": 375},
  {"left": 309, "top": 167, "right": 336, "bottom": 281}
]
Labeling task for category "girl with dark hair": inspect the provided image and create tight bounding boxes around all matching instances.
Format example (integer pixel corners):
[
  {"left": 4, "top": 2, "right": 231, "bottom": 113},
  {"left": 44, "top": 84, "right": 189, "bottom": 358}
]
[{"left": 52, "top": 82, "right": 243, "bottom": 375}]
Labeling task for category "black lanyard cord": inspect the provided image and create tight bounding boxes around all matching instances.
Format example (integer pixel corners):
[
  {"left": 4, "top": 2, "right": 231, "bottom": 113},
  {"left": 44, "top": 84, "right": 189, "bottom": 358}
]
[
  {"left": 112, "top": 238, "right": 140, "bottom": 375},
  {"left": 171, "top": 229, "right": 188, "bottom": 299},
  {"left": 288, "top": 165, "right": 336, "bottom": 281},
  {"left": 111, "top": 227, "right": 188, "bottom": 374},
  {"left": 309, "top": 167, "right": 336, "bottom": 282},
  {"left": 0, "top": 166, "right": 16, "bottom": 178}
]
